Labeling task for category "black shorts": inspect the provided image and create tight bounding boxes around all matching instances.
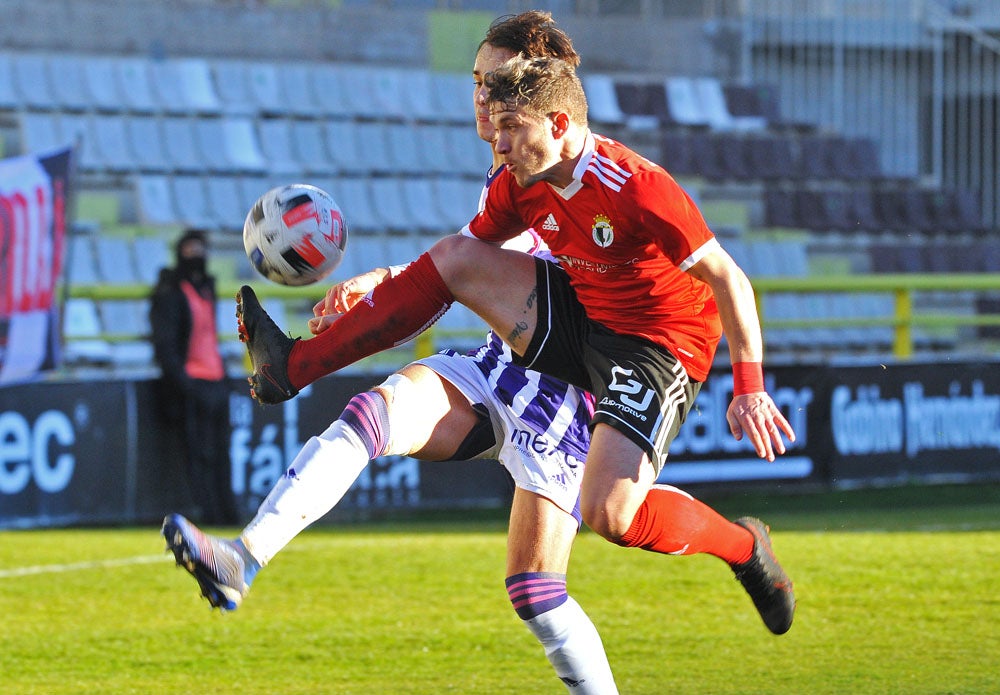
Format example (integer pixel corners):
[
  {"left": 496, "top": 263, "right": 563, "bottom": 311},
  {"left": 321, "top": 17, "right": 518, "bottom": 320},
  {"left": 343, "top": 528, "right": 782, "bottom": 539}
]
[{"left": 512, "top": 259, "right": 701, "bottom": 472}]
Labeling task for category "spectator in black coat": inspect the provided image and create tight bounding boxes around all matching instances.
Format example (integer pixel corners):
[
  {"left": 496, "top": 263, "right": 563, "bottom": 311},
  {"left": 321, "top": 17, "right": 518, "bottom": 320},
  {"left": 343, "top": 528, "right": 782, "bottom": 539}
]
[{"left": 150, "top": 229, "right": 237, "bottom": 525}]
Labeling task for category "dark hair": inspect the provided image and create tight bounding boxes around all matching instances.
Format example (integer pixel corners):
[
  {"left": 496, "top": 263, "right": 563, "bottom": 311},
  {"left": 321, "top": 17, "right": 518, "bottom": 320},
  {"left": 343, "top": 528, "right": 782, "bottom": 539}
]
[
  {"left": 479, "top": 11, "right": 580, "bottom": 66},
  {"left": 174, "top": 228, "right": 208, "bottom": 257}
]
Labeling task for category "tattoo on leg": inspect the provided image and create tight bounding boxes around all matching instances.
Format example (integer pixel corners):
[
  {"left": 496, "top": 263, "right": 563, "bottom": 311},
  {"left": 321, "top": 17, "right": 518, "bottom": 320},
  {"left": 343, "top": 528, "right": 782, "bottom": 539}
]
[{"left": 508, "top": 321, "right": 528, "bottom": 344}]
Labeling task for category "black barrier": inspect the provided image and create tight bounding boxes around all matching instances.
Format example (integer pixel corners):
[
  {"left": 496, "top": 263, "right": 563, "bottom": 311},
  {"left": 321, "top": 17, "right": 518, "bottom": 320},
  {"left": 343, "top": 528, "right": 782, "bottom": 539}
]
[
  {"left": 2, "top": 361, "right": 999, "bottom": 528},
  {"left": 0, "top": 375, "right": 513, "bottom": 528},
  {"left": 824, "top": 361, "right": 1000, "bottom": 486}
]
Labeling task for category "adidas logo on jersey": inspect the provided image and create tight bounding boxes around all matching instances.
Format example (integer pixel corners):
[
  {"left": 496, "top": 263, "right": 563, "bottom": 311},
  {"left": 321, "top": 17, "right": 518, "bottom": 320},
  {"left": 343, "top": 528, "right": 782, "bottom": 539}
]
[{"left": 542, "top": 213, "right": 560, "bottom": 231}]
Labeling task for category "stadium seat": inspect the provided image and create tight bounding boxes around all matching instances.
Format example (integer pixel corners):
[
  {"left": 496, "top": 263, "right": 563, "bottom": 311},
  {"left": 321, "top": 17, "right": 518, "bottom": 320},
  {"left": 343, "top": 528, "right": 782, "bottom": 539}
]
[
  {"left": 58, "top": 114, "right": 103, "bottom": 171},
  {"left": 66, "top": 235, "right": 101, "bottom": 286},
  {"left": 763, "top": 188, "right": 800, "bottom": 229},
  {"left": 401, "top": 68, "right": 448, "bottom": 123},
  {"left": 795, "top": 189, "right": 852, "bottom": 232},
  {"left": 383, "top": 123, "right": 424, "bottom": 175},
  {"left": 930, "top": 187, "right": 987, "bottom": 234},
  {"left": 796, "top": 135, "right": 839, "bottom": 181},
  {"left": 219, "top": 116, "right": 267, "bottom": 173},
  {"left": 308, "top": 63, "right": 353, "bottom": 119},
  {"left": 445, "top": 124, "right": 487, "bottom": 176},
  {"left": 289, "top": 120, "right": 337, "bottom": 176},
  {"left": 613, "top": 81, "right": 667, "bottom": 130},
  {"left": 238, "top": 175, "right": 277, "bottom": 218},
  {"left": 46, "top": 53, "right": 93, "bottom": 112},
  {"left": 400, "top": 178, "right": 446, "bottom": 233},
  {"left": 82, "top": 56, "right": 127, "bottom": 113},
  {"left": 171, "top": 175, "right": 215, "bottom": 229},
  {"left": 255, "top": 118, "right": 301, "bottom": 175},
  {"left": 339, "top": 64, "right": 407, "bottom": 120},
  {"left": 135, "top": 175, "right": 179, "bottom": 226},
  {"left": 62, "top": 297, "right": 113, "bottom": 366},
  {"left": 339, "top": 233, "right": 389, "bottom": 281},
  {"left": 245, "top": 60, "right": 286, "bottom": 117},
  {"left": 205, "top": 176, "right": 249, "bottom": 232},
  {"left": 846, "top": 188, "right": 880, "bottom": 232},
  {"left": 327, "top": 177, "right": 381, "bottom": 233},
  {"left": 714, "top": 133, "right": 752, "bottom": 180},
  {"left": 369, "top": 177, "right": 422, "bottom": 231},
  {"left": 18, "top": 112, "right": 64, "bottom": 154},
  {"left": 10, "top": 52, "right": 57, "bottom": 110},
  {"left": 113, "top": 57, "right": 159, "bottom": 114},
  {"left": 365, "top": 67, "right": 419, "bottom": 121},
  {"left": 274, "top": 62, "right": 323, "bottom": 118},
  {"left": 354, "top": 122, "right": 394, "bottom": 174},
  {"left": 323, "top": 120, "right": 368, "bottom": 174},
  {"left": 125, "top": 115, "right": 172, "bottom": 172},
  {"left": 721, "top": 83, "right": 776, "bottom": 126},
  {"left": 131, "top": 236, "right": 171, "bottom": 285},
  {"left": 686, "top": 133, "right": 726, "bottom": 181},
  {"left": 432, "top": 177, "right": 481, "bottom": 230},
  {"left": 149, "top": 58, "right": 221, "bottom": 116},
  {"left": 694, "top": 77, "right": 766, "bottom": 131},
  {"left": 161, "top": 117, "right": 207, "bottom": 172},
  {"left": 414, "top": 124, "right": 457, "bottom": 175},
  {"left": 210, "top": 59, "right": 256, "bottom": 116},
  {"left": 665, "top": 77, "right": 711, "bottom": 129},
  {"left": 844, "top": 137, "right": 883, "bottom": 180},
  {"left": 745, "top": 135, "right": 796, "bottom": 180},
  {"left": 192, "top": 118, "right": 231, "bottom": 174},
  {"left": 91, "top": 115, "right": 135, "bottom": 172},
  {"left": 581, "top": 74, "right": 626, "bottom": 127},
  {"left": 94, "top": 237, "right": 140, "bottom": 284},
  {"left": 0, "top": 53, "right": 18, "bottom": 110},
  {"left": 430, "top": 72, "right": 472, "bottom": 124},
  {"left": 660, "top": 131, "right": 697, "bottom": 176}
]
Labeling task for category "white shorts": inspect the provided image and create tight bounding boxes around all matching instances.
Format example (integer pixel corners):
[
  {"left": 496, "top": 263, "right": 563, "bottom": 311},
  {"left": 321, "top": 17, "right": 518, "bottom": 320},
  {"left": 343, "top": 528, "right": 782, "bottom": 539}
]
[{"left": 416, "top": 351, "right": 586, "bottom": 520}]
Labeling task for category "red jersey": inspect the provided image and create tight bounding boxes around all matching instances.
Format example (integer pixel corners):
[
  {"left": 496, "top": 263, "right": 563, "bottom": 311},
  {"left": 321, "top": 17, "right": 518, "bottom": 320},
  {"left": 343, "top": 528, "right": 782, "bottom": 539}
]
[{"left": 466, "top": 132, "right": 722, "bottom": 381}]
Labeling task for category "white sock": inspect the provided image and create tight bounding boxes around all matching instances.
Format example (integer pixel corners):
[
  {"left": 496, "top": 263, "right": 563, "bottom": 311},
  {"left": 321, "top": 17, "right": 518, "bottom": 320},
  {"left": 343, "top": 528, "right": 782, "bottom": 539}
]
[
  {"left": 240, "top": 420, "right": 370, "bottom": 565},
  {"left": 524, "top": 597, "right": 619, "bottom": 694}
]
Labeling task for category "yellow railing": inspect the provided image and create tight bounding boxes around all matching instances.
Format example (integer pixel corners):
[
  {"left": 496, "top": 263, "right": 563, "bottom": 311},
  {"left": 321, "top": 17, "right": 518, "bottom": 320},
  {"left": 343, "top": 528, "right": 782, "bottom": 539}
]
[
  {"left": 67, "top": 273, "right": 1000, "bottom": 362},
  {"left": 751, "top": 274, "right": 1000, "bottom": 358}
]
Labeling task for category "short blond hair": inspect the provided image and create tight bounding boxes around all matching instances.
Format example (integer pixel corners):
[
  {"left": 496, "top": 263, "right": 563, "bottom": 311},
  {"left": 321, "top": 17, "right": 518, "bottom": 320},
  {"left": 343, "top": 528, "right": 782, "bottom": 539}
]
[{"left": 485, "top": 55, "right": 588, "bottom": 126}]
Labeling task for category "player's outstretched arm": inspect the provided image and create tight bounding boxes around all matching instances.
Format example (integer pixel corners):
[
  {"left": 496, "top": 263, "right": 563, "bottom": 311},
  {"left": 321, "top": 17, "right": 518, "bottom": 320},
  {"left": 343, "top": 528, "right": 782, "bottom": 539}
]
[{"left": 687, "top": 246, "right": 795, "bottom": 461}]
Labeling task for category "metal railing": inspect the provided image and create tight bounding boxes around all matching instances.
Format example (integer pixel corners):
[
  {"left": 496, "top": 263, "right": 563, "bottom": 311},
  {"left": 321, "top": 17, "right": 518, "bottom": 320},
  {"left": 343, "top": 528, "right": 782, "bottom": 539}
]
[{"left": 66, "top": 274, "right": 1000, "bottom": 367}]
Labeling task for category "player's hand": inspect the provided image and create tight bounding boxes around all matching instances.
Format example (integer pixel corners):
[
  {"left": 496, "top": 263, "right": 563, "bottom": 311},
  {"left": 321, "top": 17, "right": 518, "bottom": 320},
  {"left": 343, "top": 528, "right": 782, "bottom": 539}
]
[
  {"left": 314, "top": 269, "right": 389, "bottom": 318},
  {"left": 307, "top": 313, "right": 339, "bottom": 335},
  {"left": 726, "top": 392, "right": 796, "bottom": 462}
]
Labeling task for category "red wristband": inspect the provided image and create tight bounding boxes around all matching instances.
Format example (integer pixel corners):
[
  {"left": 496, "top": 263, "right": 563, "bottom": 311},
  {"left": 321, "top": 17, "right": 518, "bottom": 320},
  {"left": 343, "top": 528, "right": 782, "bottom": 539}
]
[{"left": 732, "top": 361, "right": 764, "bottom": 396}]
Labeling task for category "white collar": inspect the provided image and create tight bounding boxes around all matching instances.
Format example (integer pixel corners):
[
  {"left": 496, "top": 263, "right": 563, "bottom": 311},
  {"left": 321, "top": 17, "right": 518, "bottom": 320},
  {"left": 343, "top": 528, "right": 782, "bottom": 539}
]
[{"left": 549, "top": 130, "right": 595, "bottom": 200}]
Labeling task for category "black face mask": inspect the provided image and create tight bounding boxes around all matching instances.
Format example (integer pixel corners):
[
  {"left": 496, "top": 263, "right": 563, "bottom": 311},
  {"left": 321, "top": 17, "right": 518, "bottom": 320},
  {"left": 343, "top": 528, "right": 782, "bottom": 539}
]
[{"left": 178, "top": 256, "right": 206, "bottom": 280}]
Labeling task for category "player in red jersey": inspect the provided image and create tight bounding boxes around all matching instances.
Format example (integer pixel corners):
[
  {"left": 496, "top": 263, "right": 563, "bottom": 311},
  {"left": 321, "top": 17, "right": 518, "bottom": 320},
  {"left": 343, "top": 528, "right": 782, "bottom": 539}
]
[{"left": 237, "top": 54, "right": 797, "bottom": 634}]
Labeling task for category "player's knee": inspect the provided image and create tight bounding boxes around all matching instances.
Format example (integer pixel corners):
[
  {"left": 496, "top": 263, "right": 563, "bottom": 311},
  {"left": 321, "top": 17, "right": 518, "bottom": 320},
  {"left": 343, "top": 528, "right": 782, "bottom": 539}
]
[
  {"left": 580, "top": 501, "right": 633, "bottom": 543},
  {"left": 428, "top": 235, "right": 487, "bottom": 287},
  {"left": 338, "top": 390, "right": 391, "bottom": 459}
]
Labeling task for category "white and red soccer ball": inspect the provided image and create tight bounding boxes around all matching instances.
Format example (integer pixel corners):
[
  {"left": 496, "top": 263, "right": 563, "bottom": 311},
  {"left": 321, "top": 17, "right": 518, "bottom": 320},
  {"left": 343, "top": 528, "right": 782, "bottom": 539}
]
[{"left": 243, "top": 183, "right": 348, "bottom": 286}]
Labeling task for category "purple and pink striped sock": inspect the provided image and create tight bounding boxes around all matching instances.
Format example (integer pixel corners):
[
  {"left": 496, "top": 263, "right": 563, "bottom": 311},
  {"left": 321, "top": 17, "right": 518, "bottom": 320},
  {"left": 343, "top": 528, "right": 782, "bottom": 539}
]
[{"left": 505, "top": 572, "right": 568, "bottom": 620}]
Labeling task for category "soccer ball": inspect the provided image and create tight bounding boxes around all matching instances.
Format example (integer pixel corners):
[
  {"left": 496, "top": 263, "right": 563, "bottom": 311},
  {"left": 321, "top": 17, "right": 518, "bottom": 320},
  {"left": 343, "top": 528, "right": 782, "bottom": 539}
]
[{"left": 243, "top": 183, "right": 348, "bottom": 286}]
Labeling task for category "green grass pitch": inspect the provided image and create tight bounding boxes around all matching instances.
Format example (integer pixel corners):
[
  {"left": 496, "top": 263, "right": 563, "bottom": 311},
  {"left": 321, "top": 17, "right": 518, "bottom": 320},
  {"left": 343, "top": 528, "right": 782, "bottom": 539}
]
[{"left": 2, "top": 484, "right": 999, "bottom": 694}]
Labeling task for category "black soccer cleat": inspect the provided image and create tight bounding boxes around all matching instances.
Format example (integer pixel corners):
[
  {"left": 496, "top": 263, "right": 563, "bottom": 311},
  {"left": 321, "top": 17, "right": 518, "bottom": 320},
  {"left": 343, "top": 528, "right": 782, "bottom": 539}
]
[
  {"left": 235, "top": 285, "right": 299, "bottom": 405},
  {"left": 730, "top": 517, "right": 795, "bottom": 635}
]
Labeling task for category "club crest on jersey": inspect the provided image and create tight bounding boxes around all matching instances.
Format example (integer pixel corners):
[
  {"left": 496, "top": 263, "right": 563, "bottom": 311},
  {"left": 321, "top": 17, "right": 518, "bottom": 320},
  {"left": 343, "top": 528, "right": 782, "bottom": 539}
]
[{"left": 592, "top": 214, "right": 614, "bottom": 248}]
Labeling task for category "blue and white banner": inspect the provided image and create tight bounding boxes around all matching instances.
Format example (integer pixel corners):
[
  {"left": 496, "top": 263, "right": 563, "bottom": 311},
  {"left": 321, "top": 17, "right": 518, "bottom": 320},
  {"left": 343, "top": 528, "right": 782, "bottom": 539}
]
[{"left": 0, "top": 147, "right": 71, "bottom": 385}]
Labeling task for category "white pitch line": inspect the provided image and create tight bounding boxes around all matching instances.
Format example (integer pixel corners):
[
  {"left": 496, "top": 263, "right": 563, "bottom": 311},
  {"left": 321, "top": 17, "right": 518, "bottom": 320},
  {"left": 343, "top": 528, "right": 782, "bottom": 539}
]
[{"left": 0, "top": 554, "right": 169, "bottom": 579}]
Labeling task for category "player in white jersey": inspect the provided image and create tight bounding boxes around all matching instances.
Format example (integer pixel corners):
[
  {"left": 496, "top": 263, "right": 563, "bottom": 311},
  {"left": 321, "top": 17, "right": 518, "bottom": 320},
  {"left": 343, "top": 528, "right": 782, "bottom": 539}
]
[{"left": 162, "top": 13, "right": 618, "bottom": 694}]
